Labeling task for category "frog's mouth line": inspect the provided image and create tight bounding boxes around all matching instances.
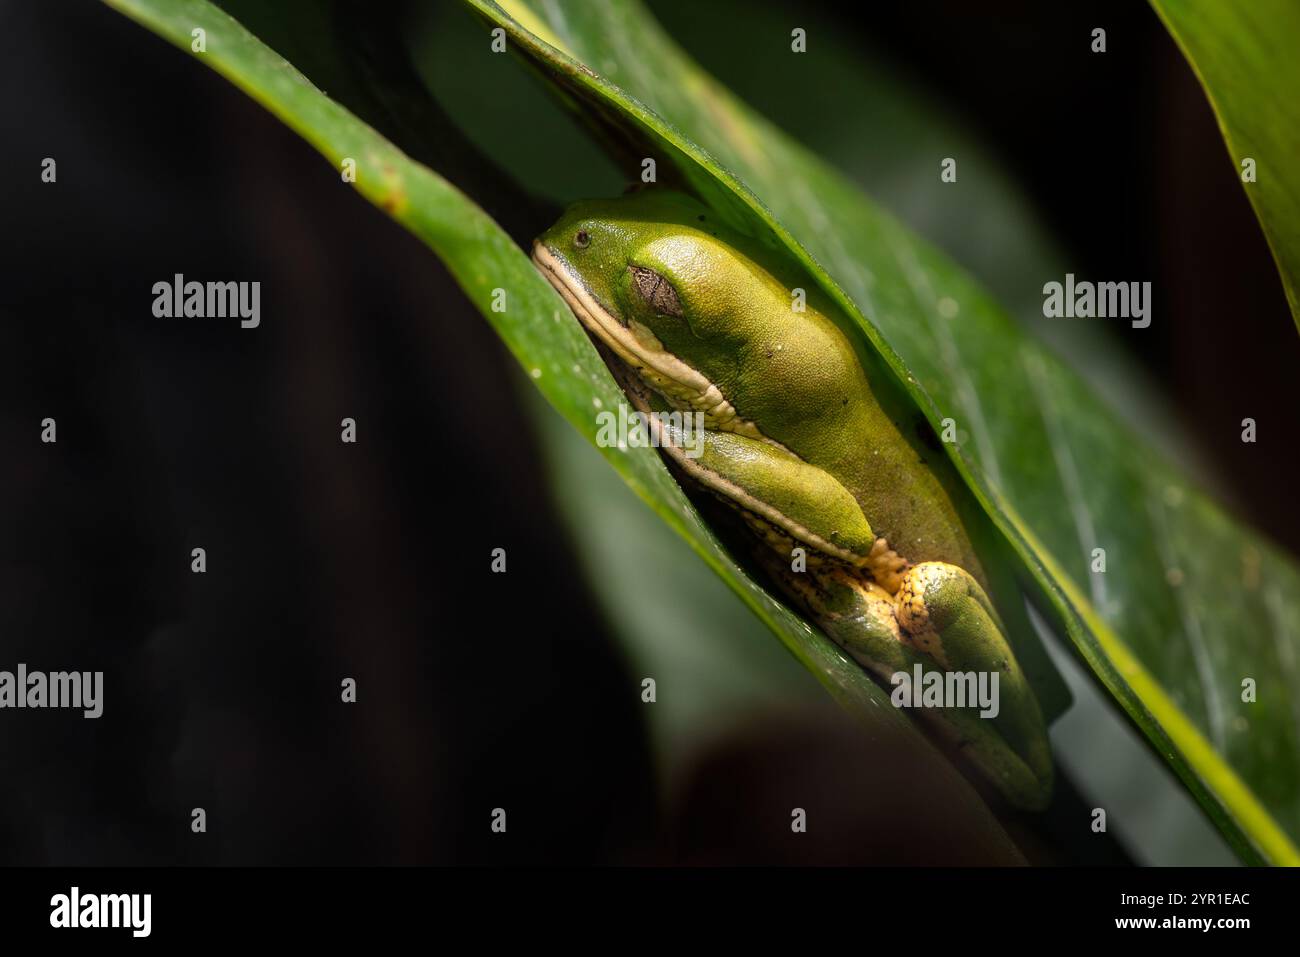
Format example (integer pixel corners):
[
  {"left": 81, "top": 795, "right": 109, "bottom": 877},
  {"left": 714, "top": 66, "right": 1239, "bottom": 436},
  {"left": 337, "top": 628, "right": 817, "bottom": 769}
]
[{"left": 531, "top": 241, "right": 761, "bottom": 437}]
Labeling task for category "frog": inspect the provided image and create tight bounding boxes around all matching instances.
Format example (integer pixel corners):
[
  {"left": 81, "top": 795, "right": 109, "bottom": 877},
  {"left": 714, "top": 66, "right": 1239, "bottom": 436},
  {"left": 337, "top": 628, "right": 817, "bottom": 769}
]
[{"left": 533, "top": 189, "right": 1054, "bottom": 810}]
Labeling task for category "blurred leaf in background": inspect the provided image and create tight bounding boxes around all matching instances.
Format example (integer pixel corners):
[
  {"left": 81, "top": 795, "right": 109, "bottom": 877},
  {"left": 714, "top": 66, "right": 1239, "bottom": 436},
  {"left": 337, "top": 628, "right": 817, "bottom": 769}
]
[{"left": 1150, "top": 0, "right": 1300, "bottom": 329}]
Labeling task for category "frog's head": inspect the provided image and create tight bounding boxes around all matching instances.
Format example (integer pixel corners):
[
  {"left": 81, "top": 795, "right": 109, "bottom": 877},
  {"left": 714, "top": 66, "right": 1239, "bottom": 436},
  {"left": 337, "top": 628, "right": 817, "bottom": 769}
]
[{"left": 532, "top": 191, "right": 759, "bottom": 398}]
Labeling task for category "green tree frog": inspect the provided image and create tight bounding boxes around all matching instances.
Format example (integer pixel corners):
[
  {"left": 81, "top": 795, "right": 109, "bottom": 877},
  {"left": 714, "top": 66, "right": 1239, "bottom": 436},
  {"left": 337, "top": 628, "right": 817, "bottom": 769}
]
[{"left": 534, "top": 190, "right": 1053, "bottom": 810}]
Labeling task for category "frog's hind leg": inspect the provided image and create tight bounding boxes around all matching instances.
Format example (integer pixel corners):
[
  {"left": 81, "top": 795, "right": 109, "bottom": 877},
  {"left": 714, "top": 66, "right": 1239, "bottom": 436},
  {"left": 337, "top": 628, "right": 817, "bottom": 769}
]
[
  {"left": 794, "top": 562, "right": 1052, "bottom": 811},
  {"left": 891, "top": 562, "right": 1053, "bottom": 806}
]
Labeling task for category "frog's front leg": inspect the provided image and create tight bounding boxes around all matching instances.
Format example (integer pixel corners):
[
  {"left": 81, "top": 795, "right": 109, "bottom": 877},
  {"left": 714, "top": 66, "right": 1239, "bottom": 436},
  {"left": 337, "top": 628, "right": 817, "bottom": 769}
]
[{"left": 659, "top": 423, "right": 881, "bottom": 566}]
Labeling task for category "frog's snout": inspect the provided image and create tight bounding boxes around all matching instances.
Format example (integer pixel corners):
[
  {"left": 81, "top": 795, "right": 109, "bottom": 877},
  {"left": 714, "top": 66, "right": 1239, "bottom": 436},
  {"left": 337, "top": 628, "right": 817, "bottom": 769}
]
[
  {"left": 529, "top": 238, "right": 549, "bottom": 269},
  {"left": 533, "top": 240, "right": 592, "bottom": 328},
  {"left": 531, "top": 239, "right": 570, "bottom": 294}
]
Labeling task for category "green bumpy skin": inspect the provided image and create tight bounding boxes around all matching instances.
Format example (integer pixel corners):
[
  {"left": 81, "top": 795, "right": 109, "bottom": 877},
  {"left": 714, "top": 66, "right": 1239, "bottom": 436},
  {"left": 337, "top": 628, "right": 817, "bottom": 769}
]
[{"left": 534, "top": 190, "right": 1053, "bottom": 809}]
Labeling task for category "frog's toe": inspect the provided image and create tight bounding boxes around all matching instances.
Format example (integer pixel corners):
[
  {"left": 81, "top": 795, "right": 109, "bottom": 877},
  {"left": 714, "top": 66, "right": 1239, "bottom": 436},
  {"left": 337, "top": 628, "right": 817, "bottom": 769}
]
[{"left": 894, "top": 562, "right": 993, "bottom": 669}]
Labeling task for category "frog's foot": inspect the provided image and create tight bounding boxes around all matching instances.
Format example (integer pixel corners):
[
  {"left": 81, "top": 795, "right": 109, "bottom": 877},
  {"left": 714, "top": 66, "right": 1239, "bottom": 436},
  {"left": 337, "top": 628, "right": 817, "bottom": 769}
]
[
  {"left": 804, "top": 564, "right": 1054, "bottom": 810},
  {"left": 890, "top": 561, "right": 1054, "bottom": 807}
]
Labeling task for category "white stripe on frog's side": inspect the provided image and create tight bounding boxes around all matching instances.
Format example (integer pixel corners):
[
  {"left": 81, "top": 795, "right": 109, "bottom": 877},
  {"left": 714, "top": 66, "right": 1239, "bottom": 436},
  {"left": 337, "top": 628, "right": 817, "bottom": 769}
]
[{"left": 533, "top": 242, "right": 767, "bottom": 440}]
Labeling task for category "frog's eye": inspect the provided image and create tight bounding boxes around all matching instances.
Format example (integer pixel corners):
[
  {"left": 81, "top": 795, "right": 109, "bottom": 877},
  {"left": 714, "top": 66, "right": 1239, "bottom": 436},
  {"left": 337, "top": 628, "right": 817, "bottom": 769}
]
[
  {"left": 574, "top": 230, "right": 591, "bottom": 249},
  {"left": 628, "top": 265, "right": 684, "bottom": 318}
]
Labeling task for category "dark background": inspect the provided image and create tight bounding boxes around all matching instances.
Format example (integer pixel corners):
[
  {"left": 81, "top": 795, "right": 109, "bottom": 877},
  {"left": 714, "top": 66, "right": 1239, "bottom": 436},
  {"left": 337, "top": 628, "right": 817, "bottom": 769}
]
[{"left": 1, "top": 0, "right": 1295, "bottom": 865}]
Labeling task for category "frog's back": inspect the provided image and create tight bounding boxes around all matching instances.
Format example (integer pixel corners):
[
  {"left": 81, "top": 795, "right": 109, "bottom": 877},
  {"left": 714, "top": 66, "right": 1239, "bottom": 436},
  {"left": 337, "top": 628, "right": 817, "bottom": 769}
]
[{"left": 730, "top": 276, "right": 985, "bottom": 582}]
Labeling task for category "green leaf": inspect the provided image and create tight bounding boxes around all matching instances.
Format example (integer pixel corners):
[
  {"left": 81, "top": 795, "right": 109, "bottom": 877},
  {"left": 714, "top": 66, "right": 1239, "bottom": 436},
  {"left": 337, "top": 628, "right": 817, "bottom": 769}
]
[
  {"left": 1150, "top": 0, "right": 1300, "bottom": 329},
  {"left": 102, "top": 0, "right": 1025, "bottom": 849},
  {"left": 459, "top": 0, "right": 1300, "bottom": 863}
]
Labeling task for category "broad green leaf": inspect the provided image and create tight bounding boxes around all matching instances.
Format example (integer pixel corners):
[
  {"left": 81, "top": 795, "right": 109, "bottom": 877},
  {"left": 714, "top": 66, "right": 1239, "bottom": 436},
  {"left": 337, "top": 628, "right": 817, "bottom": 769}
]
[
  {"left": 461, "top": 0, "right": 1300, "bottom": 864},
  {"left": 1150, "top": 0, "right": 1300, "bottom": 328},
  {"left": 102, "top": 0, "right": 1026, "bottom": 852}
]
